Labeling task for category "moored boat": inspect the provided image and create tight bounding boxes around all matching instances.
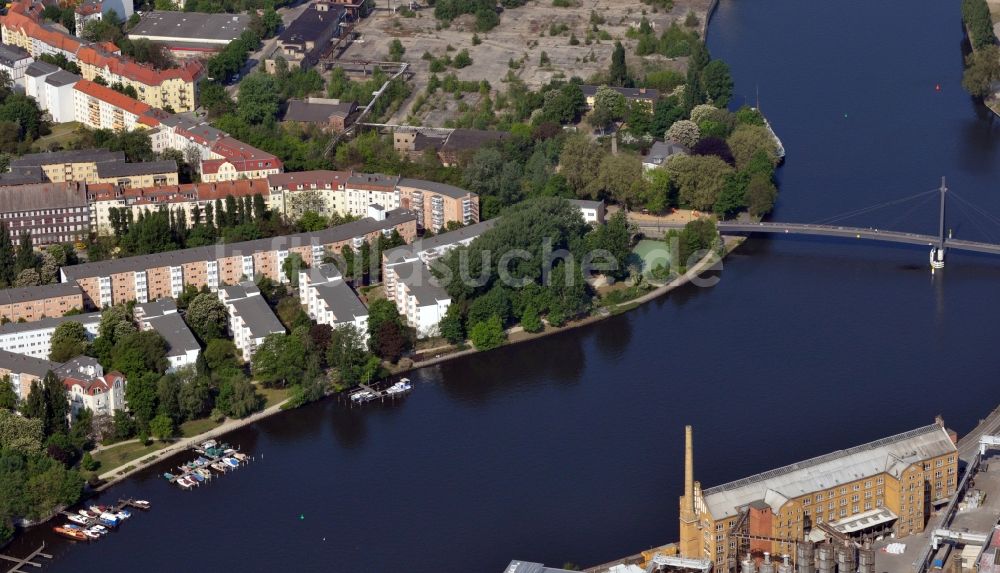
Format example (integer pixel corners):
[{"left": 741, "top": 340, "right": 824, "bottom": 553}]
[
  {"left": 67, "top": 514, "right": 89, "bottom": 525},
  {"left": 132, "top": 500, "right": 151, "bottom": 509},
  {"left": 53, "top": 526, "right": 89, "bottom": 541}
]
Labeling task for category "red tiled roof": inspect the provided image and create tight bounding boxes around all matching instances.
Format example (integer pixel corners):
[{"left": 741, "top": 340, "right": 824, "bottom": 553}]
[
  {"left": 267, "top": 170, "right": 350, "bottom": 190},
  {"left": 74, "top": 79, "right": 153, "bottom": 116},
  {"left": 88, "top": 179, "right": 273, "bottom": 204},
  {"left": 203, "top": 138, "right": 283, "bottom": 174},
  {"left": 62, "top": 371, "right": 123, "bottom": 395}
]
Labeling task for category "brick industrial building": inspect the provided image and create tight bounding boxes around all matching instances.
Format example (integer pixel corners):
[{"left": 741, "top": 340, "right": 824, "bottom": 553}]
[{"left": 678, "top": 422, "right": 959, "bottom": 570}]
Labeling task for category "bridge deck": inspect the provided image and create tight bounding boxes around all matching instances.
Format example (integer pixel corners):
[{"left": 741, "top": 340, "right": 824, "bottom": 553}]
[{"left": 633, "top": 220, "right": 1000, "bottom": 255}]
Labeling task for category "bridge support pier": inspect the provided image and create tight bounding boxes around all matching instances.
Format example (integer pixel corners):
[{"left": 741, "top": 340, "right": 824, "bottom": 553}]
[{"left": 930, "top": 247, "right": 945, "bottom": 272}]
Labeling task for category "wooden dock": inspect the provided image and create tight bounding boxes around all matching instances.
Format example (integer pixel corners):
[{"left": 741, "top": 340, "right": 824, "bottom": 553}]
[
  {"left": 165, "top": 445, "right": 247, "bottom": 486},
  {"left": 0, "top": 543, "right": 51, "bottom": 573}
]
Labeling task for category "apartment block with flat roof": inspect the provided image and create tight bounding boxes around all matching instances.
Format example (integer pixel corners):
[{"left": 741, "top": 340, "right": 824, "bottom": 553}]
[
  {"left": 0, "top": 312, "right": 101, "bottom": 359},
  {"left": 299, "top": 264, "right": 368, "bottom": 336},
  {"left": 0, "top": 284, "right": 85, "bottom": 323},
  {"left": 218, "top": 282, "right": 285, "bottom": 360},
  {"left": 0, "top": 181, "right": 90, "bottom": 246}
]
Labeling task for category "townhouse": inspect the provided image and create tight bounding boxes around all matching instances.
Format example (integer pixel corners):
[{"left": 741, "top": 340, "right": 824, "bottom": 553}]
[
  {"left": 218, "top": 282, "right": 285, "bottom": 361},
  {"left": 200, "top": 137, "right": 283, "bottom": 183},
  {"left": 382, "top": 220, "right": 496, "bottom": 337},
  {"left": 134, "top": 298, "right": 200, "bottom": 373},
  {"left": 0, "top": 42, "right": 33, "bottom": 88},
  {"left": 0, "top": 312, "right": 101, "bottom": 359},
  {"left": 59, "top": 210, "right": 417, "bottom": 308},
  {"left": 299, "top": 264, "right": 368, "bottom": 336},
  {"left": 0, "top": 284, "right": 85, "bottom": 323}
]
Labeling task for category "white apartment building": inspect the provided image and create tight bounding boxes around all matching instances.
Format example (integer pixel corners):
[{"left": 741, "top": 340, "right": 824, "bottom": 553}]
[
  {"left": 218, "top": 282, "right": 285, "bottom": 361},
  {"left": 382, "top": 220, "right": 497, "bottom": 338},
  {"left": 0, "top": 43, "right": 33, "bottom": 89},
  {"left": 135, "top": 298, "right": 200, "bottom": 373},
  {"left": 298, "top": 264, "right": 368, "bottom": 336},
  {"left": 73, "top": 78, "right": 150, "bottom": 131},
  {"left": 0, "top": 312, "right": 101, "bottom": 359}
]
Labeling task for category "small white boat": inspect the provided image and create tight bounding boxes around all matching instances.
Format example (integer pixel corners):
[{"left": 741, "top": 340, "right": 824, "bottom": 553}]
[
  {"left": 385, "top": 378, "right": 413, "bottom": 395},
  {"left": 90, "top": 524, "right": 108, "bottom": 533},
  {"left": 67, "top": 514, "right": 89, "bottom": 525},
  {"left": 176, "top": 477, "right": 194, "bottom": 489},
  {"left": 115, "top": 511, "right": 130, "bottom": 521},
  {"left": 223, "top": 457, "right": 239, "bottom": 468},
  {"left": 132, "top": 500, "right": 151, "bottom": 509},
  {"left": 78, "top": 510, "right": 94, "bottom": 518},
  {"left": 83, "top": 529, "right": 101, "bottom": 539},
  {"left": 201, "top": 440, "right": 217, "bottom": 449}
]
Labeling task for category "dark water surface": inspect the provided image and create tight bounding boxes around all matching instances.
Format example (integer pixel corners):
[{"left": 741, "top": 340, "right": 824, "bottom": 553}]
[{"left": 10, "top": 0, "right": 1000, "bottom": 570}]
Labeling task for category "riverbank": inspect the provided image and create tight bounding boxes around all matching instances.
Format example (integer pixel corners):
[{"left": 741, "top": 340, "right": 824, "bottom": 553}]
[{"left": 87, "top": 237, "right": 738, "bottom": 495}]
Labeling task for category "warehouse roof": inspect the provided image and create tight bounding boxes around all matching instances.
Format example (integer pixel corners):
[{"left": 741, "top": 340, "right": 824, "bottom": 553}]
[
  {"left": 283, "top": 99, "right": 355, "bottom": 123},
  {"left": 701, "top": 423, "right": 958, "bottom": 519},
  {"left": 128, "top": 11, "right": 251, "bottom": 43}
]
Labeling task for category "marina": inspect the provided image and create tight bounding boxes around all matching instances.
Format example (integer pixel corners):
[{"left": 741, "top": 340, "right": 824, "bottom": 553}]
[
  {"left": 52, "top": 499, "right": 150, "bottom": 544},
  {"left": 161, "top": 441, "right": 251, "bottom": 490},
  {"left": 348, "top": 378, "right": 413, "bottom": 405}
]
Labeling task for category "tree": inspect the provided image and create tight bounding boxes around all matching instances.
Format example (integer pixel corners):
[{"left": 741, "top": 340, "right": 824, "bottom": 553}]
[
  {"left": 672, "top": 218, "right": 718, "bottom": 269},
  {"left": 374, "top": 321, "right": 408, "bottom": 363},
  {"left": 439, "top": 304, "right": 465, "bottom": 344},
  {"left": 609, "top": 41, "right": 629, "bottom": 87},
  {"left": 664, "top": 154, "right": 734, "bottom": 211},
  {"left": 520, "top": 304, "right": 542, "bottom": 333},
  {"left": 326, "top": 325, "right": 374, "bottom": 386},
  {"left": 111, "top": 331, "right": 168, "bottom": 379},
  {"left": 124, "top": 372, "right": 159, "bottom": 427},
  {"left": 0, "top": 94, "right": 45, "bottom": 140},
  {"left": 700, "top": 60, "right": 733, "bottom": 107},
  {"left": 962, "top": 45, "right": 1000, "bottom": 98},
  {"left": 666, "top": 119, "right": 701, "bottom": 148},
  {"left": 0, "top": 222, "right": 14, "bottom": 287},
  {"left": 237, "top": 73, "right": 281, "bottom": 125},
  {"left": 217, "top": 377, "right": 262, "bottom": 418},
  {"left": 282, "top": 252, "right": 306, "bottom": 286},
  {"left": 366, "top": 299, "right": 409, "bottom": 356},
  {"left": 746, "top": 173, "right": 778, "bottom": 217},
  {"left": 559, "top": 134, "right": 604, "bottom": 196},
  {"left": 149, "top": 413, "right": 175, "bottom": 440},
  {"left": 0, "top": 409, "right": 43, "bottom": 453},
  {"left": 251, "top": 333, "right": 306, "bottom": 387},
  {"left": 585, "top": 153, "right": 646, "bottom": 209},
  {"left": 186, "top": 294, "right": 229, "bottom": 342},
  {"left": 590, "top": 86, "right": 627, "bottom": 132},
  {"left": 49, "top": 321, "right": 88, "bottom": 362},
  {"left": 22, "top": 373, "right": 68, "bottom": 438},
  {"left": 692, "top": 137, "right": 735, "bottom": 165},
  {"left": 714, "top": 171, "right": 749, "bottom": 219},
  {"left": 469, "top": 314, "right": 505, "bottom": 350},
  {"left": 388, "top": 38, "right": 405, "bottom": 62},
  {"left": 179, "top": 376, "right": 213, "bottom": 420},
  {"left": 963, "top": 0, "right": 996, "bottom": 50},
  {"left": 586, "top": 211, "right": 634, "bottom": 280},
  {"left": 0, "top": 375, "right": 17, "bottom": 411},
  {"left": 15, "top": 231, "right": 35, "bottom": 273},
  {"left": 453, "top": 49, "right": 473, "bottom": 68},
  {"left": 727, "top": 124, "right": 779, "bottom": 170},
  {"left": 13, "top": 268, "right": 39, "bottom": 287},
  {"left": 156, "top": 375, "right": 183, "bottom": 422}
]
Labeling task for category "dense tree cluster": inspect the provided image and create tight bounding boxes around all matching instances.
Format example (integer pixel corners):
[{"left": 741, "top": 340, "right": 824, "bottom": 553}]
[
  {"left": 962, "top": 0, "right": 996, "bottom": 51},
  {"left": 433, "top": 0, "right": 503, "bottom": 31},
  {"left": 634, "top": 20, "right": 700, "bottom": 59},
  {"left": 963, "top": 45, "right": 1000, "bottom": 98},
  {"left": 0, "top": 73, "right": 48, "bottom": 153}
]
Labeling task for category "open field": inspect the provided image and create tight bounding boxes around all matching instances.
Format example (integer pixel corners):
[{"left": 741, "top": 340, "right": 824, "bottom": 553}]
[{"left": 338, "top": 0, "right": 714, "bottom": 124}]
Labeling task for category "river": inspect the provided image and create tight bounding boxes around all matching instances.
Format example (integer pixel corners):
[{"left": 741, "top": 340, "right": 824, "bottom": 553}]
[{"left": 9, "top": 0, "right": 1000, "bottom": 570}]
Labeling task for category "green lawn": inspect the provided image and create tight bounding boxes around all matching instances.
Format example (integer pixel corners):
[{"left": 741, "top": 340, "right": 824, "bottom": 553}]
[
  {"left": 91, "top": 440, "right": 169, "bottom": 477},
  {"left": 32, "top": 122, "right": 83, "bottom": 151},
  {"left": 180, "top": 417, "right": 217, "bottom": 437},
  {"left": 258, "top": 385, "right": 291, "bottom": 408},
  {"left": 632, "top": 239, "right": 672, "bottom": 275}
]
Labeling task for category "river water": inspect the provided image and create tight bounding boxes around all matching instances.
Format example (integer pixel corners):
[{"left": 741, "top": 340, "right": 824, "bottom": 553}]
[{"left": 9, "top": 0, "right": 1000, "bottom": 570}]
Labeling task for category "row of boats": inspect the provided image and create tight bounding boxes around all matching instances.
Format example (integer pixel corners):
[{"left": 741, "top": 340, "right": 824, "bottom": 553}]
[
  {"left": 53, "top": 500, "right": 150, "bottom": 541},
  {"left": 162, "top": 441, "right": 248, "bottom": 489},
  {"left": 349, "top": 378, "right": 413, "bottom": 404}
]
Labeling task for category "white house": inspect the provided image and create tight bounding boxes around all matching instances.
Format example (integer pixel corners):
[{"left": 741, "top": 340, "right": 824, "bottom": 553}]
[
  {"left": 0, "top": 312, "right": 101, "bottom": 359},
  {"left": 55, "top": 356, "right": 127, "bottom": 420},
  {"left": 568, "top": 199, "right": 606, "bottom": 225},
  {"left": 382, "top": 220, "right": 496, "bottom": 338},
  {"left": 218, "top": 282, "right": 285, "bottom": 361},
  {"left": 135, "top": 299, "right": 200, "bottom": 373},
  {"left": 299, "top": 264, "right": 368, "bottom": 336},
  {"left": 643, "top": 140, "right": 688, "bottom": 171},
  {"left": 0, "top": 43, "right": 33, "bottom": 90}
]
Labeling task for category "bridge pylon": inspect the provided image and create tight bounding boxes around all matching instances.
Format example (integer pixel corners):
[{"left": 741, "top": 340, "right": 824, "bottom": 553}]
[{"left": 930, "top": 177, "right": 947, "bottom": 272}]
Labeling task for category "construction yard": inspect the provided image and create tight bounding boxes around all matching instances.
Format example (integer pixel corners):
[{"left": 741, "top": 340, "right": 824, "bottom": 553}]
[{"left": 336, "top": 0, "right": 715, "bottom": 124}]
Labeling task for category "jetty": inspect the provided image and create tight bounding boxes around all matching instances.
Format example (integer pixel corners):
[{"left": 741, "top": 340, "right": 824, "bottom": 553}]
[
  {"left": 162, "top": 441, "right": 250, "bottom": 489},
  {"left": 348, "top": 378, "right": 412, "bottom": 405},
  {"left": 0, "top": 543, "right": 51, "bottom": 573}
]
